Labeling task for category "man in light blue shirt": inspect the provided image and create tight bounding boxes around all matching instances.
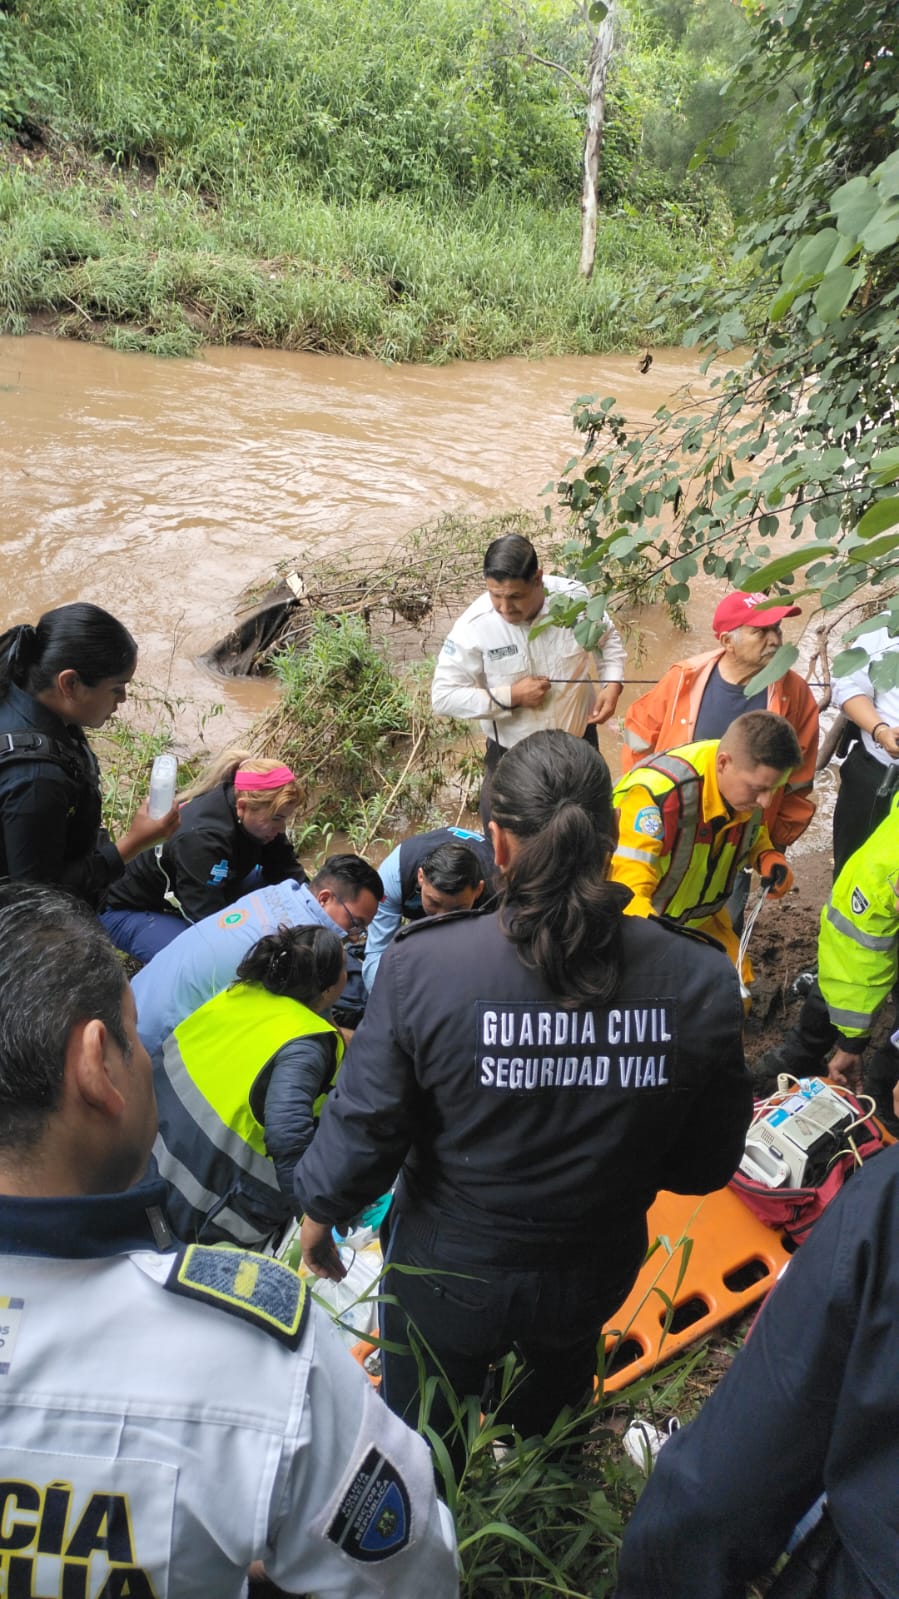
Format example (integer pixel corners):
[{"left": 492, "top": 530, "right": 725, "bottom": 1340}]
[{"left": 133, "top": 855, "right": 383, "bottom": 1054}]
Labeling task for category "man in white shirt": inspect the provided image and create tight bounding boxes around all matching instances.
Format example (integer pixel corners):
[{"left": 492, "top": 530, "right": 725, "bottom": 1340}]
[
  {"left": 432, "top": 534, "right": 626, "bottom": 822},
  {"left": 832, "top": 621, "right": 899, "bottom": 873}
]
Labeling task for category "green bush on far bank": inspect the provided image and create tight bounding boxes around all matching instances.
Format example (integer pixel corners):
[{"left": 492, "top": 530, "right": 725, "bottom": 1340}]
[{"left": 0, "top": 161, "right": 709, "bottom": 358}]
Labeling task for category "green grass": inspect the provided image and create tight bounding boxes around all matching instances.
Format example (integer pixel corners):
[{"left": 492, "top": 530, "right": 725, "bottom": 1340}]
[{"left": 0, "top": 156, "right": 707, "bottom": 358}]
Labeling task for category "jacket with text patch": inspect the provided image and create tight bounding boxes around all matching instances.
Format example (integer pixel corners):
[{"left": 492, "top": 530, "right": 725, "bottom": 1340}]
[{"left": 295, "top": 908, "right": 752, "bottom": 1269}]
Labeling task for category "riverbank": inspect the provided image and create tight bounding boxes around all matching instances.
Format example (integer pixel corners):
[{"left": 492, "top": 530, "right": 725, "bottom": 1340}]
[{"left": 0, "top": 139, "right": 714, "bottom": 360}]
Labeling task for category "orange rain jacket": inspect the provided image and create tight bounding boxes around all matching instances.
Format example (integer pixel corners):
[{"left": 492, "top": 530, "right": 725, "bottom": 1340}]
[{"left": 620, "top": 649, "right": 819, "bottom": 850}]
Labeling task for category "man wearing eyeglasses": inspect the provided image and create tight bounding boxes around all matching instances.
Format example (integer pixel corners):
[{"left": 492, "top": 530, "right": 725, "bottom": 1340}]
[{"left": 132, "top": 854, "right": 384, "bottom": 1056}]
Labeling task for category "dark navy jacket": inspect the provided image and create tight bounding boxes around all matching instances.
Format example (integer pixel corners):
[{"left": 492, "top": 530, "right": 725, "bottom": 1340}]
[
  {"left": 296, "top": 908, "right": 752, "bottom": 1275},
  {"left": 0, "top": 682, "right": 123, "bottom": 908},
  {"left": 614, "top": 1145, "right": 899, "bottom": 1599},
  {"left": 106, "top": 781, "right": 306, "bottom": 924}
]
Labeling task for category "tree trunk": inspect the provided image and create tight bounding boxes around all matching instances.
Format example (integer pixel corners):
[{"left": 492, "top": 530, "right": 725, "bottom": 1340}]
[{"left": 579, "top": 7, "right": 615, "bottom": 281}]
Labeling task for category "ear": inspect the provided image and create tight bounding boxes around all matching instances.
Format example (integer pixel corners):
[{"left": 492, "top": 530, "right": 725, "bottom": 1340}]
[
  {"left": 67, "top": 1019, "right": 126, "bottom": 1121},
  {"left": 235, "top": 795, "right": 248, "bottom": 823},
  {"left": 716, "top": 748, "right": 732, "bottom": 779},
  {"left": 416, "top": 866, "right": 425, "bottom": 888},
  {"left": 55, "top": 668, "right": 82, "bottom": 704},
  {"left": 489, "top": 820, "right": 513, "bottom": 870},
  {"left": 474, "top": 878, "right": 485, "bottom": 900}
]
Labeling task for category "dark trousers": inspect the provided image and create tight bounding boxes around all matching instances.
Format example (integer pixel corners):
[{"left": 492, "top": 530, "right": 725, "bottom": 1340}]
[
  {"left": 481, "top": 723, "right": 599, "bottom": 829},
  {"left": 833, "top": 741, "right": 899, "bottom": 878},
  {"left": 379, "top": 1211, "right": 641, "bottom": 1469}
]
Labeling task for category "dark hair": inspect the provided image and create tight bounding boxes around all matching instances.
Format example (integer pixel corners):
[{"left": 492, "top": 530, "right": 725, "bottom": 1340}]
[
  {"left": 483, "top": 534, "right": 539, "bottom": 584},
  {"left": 720, "top": 711, "right": 801, "bottom": 771},
  {"left": 490, "top": 731, "right": 626, "bottom": 1006},
  {"left": 0, "top": 603, "right": 137, "bottom": 702},
  {"left": 0, "top": 880, "right": 130, "bottom": 1151},
  {"left": 421, "top": 841, "right": 484, "bottom": 896},
  {"left": 310, "top": 854, "right": 384, "bottom": 902},
  {"left": 236, "top": 923, "right": 345, "bottom": 1004}
]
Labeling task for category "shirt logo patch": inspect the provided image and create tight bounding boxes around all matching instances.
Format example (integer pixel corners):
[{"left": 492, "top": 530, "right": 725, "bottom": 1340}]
[
  {"left": 326, "top": 1448, "right": 411, "bottom": 1563},
  {"left": 207, "top": 859, "right": 231, "bottom": 886},
  {"left": 487, "top": 645, "right": 519, "bottom": 660},
  {"left": 440, "top": 638, "right": 458, "bottom": 657},
  {"left": 850, "top": 887, "right": 870, "bottom": 915},
  {"left": 218, "top": 907, "right": 248, "bottom": 928},
  {"left": 634, "top": 805, "right": 663, "bottom": 838}
]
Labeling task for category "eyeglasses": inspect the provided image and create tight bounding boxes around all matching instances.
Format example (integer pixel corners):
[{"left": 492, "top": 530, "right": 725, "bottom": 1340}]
[{"left": 334, "top": 897, "right": 369, "bottom": 938}]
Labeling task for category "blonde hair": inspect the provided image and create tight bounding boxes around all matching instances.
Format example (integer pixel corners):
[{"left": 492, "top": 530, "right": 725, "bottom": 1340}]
[{"left": 179, "top": 750, "right": 303, "bottom": 820}]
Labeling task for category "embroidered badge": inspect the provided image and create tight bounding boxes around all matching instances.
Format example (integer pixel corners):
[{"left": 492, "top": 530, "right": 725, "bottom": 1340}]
[
  {"left": 440, "top": 638, "right": 457, "bottom": 657},
  {"left": 165, "top": 1245, "right": 308, "bottom": 1348},
  {"left": 850, "top": 887, "right": 870, "bottom": 915},
  {"left": 447, "top": 827, "right": 485, "bottom": 842},
  {"left": 207, "top": 859, "right": 231, "bottom": 886},
  {"left": 0, "top": 1296, "right": 24, "bottom": 1376},
  {"left": 634, "top": 805, "right": 663, "bottom": 839},
  {"left": 326, "top": 1448, "right": 411, "bottom": 1563},
  {"left": 487, "top": 645, "right": 519, "bottom": 661}
]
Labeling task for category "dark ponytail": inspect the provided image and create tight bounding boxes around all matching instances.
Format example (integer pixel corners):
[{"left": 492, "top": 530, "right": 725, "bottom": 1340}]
[
  {"left": 490, "top": 731, "right": 627, "bottom": 1006},
  {"left": 0, "top": 604, "right": 137, "bottom": 701},
  {"left": 235, "top": 923, "right": 344, "bottom": 1006}
]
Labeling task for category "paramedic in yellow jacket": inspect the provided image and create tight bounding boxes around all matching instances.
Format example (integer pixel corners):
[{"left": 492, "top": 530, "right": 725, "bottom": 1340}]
[{"left": 611, "top": 712, "right": 801, "bottom": 979}]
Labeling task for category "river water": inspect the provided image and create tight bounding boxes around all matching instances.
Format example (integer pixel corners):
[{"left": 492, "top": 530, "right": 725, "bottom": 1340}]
[{"left": 1, "top": 336, "right": 755, "bottom": 763}]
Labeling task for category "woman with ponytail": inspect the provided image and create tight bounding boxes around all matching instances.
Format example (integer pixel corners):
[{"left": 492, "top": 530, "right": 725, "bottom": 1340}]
[
  {"left": 102, "top": 750, "right": 307, "bottom": 963},
  {"left": 0, "top": 604, "right": 178, "bottom": 908},
  {"left": 152, "top": 922, "right": 347, "bottom": 1249},
  {"left": 296, "top": 729, "right": 752, "bottom": 1457}
]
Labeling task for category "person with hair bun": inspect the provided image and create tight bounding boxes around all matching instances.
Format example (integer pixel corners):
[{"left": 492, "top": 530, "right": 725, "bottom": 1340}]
[
  {"left": 102, "top": 750, "right": 308, "bottom": 963},
  {"left": 0, "top": 602, "right": 179, "bottom": 908},
  {"left": 296, "top": 730, "right": 752, "bottom": 1457},
  {"left": 153, "top": 922, "right": 347, "bottom": 1250}
]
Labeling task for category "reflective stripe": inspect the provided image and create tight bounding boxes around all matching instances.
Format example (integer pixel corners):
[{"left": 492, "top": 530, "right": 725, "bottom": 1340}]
[
  {"left": 152, "top": 1137, "right": 269, "bottom": 1249},
  {"left": 622, "top": 727, "right": 652, "bottom": 752},
  {"left": 161, "top": 1032, "right": 278, "bottom": 1191},
  {"left": 826, "top": 901, "right": 896, "bottom": 952},
  {"left": 615, "top": 844, "right": 658, "bottom": 867},
  {"left": 828, "top": 1005, "right": 875, "bottom": 1030}
]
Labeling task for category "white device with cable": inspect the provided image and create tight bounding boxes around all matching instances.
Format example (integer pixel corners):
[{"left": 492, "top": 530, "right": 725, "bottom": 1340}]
[{"left": 740, "top": 1078, "right": 858, "bottom": 1189}]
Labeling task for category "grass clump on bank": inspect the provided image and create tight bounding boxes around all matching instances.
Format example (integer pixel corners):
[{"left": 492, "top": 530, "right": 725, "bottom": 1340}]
[{"left": 0, "top": 0, "right": 747, "bottom": 358}]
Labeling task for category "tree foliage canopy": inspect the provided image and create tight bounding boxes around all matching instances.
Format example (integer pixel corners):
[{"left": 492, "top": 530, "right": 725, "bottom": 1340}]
[{"left": 552, "top": 0, "right": 899, "bottom": 680}]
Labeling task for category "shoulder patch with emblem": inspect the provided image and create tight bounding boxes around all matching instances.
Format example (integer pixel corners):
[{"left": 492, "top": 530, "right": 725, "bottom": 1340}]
[
  {"left": 327, "top": 1447, "right": 411, "bottom": 1563},
  {"left": 164, "top": 1244, "right": 309, "bottom": 1348},
  {"left": 633, "top": 804, "right": 664, "bottom": 838},
  {"left": 439, "top": 638, "right": 457, "bottom": 658},
  {"left": 851, "top": 886, "right": 870, "bottom": 915}
]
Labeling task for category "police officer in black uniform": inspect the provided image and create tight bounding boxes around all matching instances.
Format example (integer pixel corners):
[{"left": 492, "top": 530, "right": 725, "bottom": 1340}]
[
  {"left": 297, "top": 731, "right": 752, "bottom": 1451},
  {"left": 0, "top": 604, "right": 177, "bottom": 908},
  {"left": 362, "top": 826, "right": 497, "bottom": 992}
]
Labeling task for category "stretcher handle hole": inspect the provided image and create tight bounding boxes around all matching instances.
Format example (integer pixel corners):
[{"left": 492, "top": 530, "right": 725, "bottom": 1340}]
[
  {"left": 723, "top": 1257, "right": 772, "bottom": 1293},
  {"left": 659, "top": 1295, "right": 710, "bottom": 1334}
]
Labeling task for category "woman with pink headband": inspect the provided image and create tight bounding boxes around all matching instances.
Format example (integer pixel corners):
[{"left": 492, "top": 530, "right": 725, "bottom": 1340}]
[{"left": 101, "top": 751, "right": 306, "bottom": 964}]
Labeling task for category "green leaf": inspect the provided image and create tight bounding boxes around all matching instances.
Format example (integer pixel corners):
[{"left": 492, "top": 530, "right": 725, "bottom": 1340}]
[
  {"left": 814, "top": 262, "right": 864, "bottom": 323},
  {"left": 847, "top": 533, "right": 899, "bottom": 562},
  {"left": 873, "top": 149, "right": 899, "bottom": 198},
  {"left": 856, "top": 498, "right": 899, "bottom": 539},
  {"left": 871, "top": 448, "right": 899, "bottom": 487},
  {"left": 859, "top": 202, "right": 899, "bottom": 255},
  {"left": 831, "top": 175, "right": 882, "bottom": 239},
  {"left": 870, "top": 653, "right": 899, "bottom": 693},
  {"left": 743, "top": 643, "right": 800, "bottom": 696},
  {"left": 830, "top": 647, "right": 870, "bottom": 675},
  {"left": 745, "top": 546, "right": 837, "bottom": 585},
  {"left": 798, "top": 227, "right": 845, "bottom": 277}
]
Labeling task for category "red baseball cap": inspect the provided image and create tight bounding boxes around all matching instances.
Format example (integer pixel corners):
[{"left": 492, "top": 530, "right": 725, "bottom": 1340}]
[{"left": 713, "top": 592, "right": 801, "bottom": 637}]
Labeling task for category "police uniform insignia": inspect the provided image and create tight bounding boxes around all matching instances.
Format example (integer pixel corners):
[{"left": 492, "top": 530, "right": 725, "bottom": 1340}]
[
  {"left": 164, "top": 1244, "right": 309, "bottom": 1348},
  {"left": 440, "top": 638, "right": 457, "bottom": 657},
  {"left": 851, "top": 886, "right": 870, "bottom": 915},
  {"left": 207, "top": 859, "right": 231, "bottom": 886},
  {"left": 634, "top": 805, "right": 663, "bottom": 838},
  {"left": 326, "top": 1447, "right": 411, "bottom": 1563}
]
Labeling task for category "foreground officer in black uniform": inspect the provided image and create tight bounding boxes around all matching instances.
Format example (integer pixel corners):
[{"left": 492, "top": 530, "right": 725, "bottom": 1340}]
[
  {"left": 296, "top": 730, "right": 752, "bottom": 1450},
  {"left": 614, "top": 1144, "right": 899, "bottom": 1599}
]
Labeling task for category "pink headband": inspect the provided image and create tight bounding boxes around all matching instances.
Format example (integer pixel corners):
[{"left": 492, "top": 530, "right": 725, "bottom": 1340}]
[{"left": 234, "top": 765, "right": 297, "bottom": 792}]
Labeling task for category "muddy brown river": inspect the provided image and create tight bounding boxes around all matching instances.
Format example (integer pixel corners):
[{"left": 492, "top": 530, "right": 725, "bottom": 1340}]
[{"left": 0, "top": 336, "right": 802, "bottom": 775}]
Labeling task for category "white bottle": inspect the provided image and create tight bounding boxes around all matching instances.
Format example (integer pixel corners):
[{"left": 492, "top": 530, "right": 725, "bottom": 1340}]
[{"left": 148, "top": 753, "right": 178, "bottom": 818}]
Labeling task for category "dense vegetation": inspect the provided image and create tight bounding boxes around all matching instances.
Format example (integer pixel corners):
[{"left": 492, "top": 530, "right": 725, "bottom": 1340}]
[
  {"left": 0, "top": 0, "right": 772, "bottom": 357},
  {"left": 552, "top": 0, "right": 899, "bottom": 665}
]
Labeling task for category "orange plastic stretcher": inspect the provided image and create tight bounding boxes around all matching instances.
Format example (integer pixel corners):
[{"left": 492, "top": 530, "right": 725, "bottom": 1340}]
[{"left": 598, "top": 1184, "right": 792, "bottom": 1394}]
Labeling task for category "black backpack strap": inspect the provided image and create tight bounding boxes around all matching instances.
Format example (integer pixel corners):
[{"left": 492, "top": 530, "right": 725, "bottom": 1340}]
[{"left": 0, "top": 730, "right": 94, "bottom": 786}]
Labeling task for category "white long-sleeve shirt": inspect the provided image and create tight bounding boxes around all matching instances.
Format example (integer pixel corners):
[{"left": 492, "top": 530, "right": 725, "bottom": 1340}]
[{"left": 431, "top": 575, "right": 626, "bottom": 748}]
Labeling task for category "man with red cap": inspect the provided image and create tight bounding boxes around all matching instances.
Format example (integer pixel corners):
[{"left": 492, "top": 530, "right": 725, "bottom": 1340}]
[{"left": 620, "top": 592, "right": 819, "bottom": 853}]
